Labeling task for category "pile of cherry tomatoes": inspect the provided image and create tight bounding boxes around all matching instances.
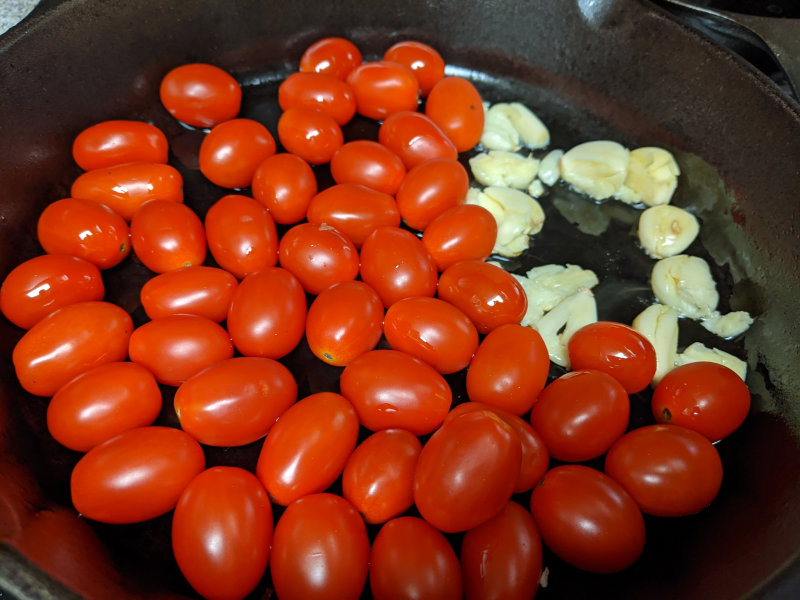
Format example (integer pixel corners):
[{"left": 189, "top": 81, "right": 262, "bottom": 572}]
[{"left": 0, "top": 35, "right": 751, "bottom": 600}]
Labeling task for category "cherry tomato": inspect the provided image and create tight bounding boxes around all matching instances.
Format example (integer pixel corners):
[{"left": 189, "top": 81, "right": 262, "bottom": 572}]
[
  {"left": 140, "top": 265, "right": 238, "bottom": 322},
  {"left": 172, "top": 467, "right": 272, "bottom": 600},
  {"left": 175, "top": 357, "right": 297, "bottom": 447},
  {"left": 437, "top": 259, "right": 527, "bottom": 334},
  {"left": 204, "top": 194, "right": 278, "bottom": 279},
  {"left": 342, "top": 429, "right": 421, "bottom": 524},
  {"left": 395, "top": 157, "right": 469, "bottom": 231},
  {"left": 198, "top": 118, "right": 276, "bottom": 189},
  {"left": 383, "top": 40, "right": 445, "bottom": 97},
  {"left": 278, "top": 222, "right": 359, "bottom": 295},
  {"left": 421, "top": 204, "right": 497, "bottom": 272},
  {"left": 369, "top": 516, "right": 462, "bottom": 600},
  {"left": 277, "top": 107, "right": 343, "bottom": 165},
  {"left": 339, "top": 349, "right": 452, "bottom": 435},
  {"left": 460, "top": 501, "right": 543, "bottom": 600},
  {"left": 414, "top": 408, "right": 521, "bottom": 532},
  {"left": 72, "top": 120, "right": 168, "bottom": 171},
  {"left": 46, "top": 361, "right": 162, "bottom": 452},
  {"left": 530, "top": 465, "right": 645, "bottom": 573},
  {"left": 130, "top": 199, "right": 206, "bottom": 273},
  {"left": 70, "top": 426, "right": 205, "bottom": 524},
  {"left": 13, "top": 301, "right": 132, "bottom": 397},
  {"left": 226, "top": 268, "right": 307, "bottom": 359},
  {"left": 605, "top": 424, "right": 723, "bottom": 517},
  {"left": 279, "top": 71, "right": 356, "bottom": 125},
  {"left": 345, "top": 60, "right": 419, "bottom": 120},
  {"left": 251, "top": 153, "right": 317, "bottom": 225},
  {"left": 330, "top": 140, "right": 406, "bottom": 195},
  {"left": 530, "top": 369, "right": 629, "bottom": 463},
  {"left": 1, "top": 254, "right": 104, "bottom": 330},
  {"left": 159, "top": 63, "right": 241, "bottom": 128},
  {"left": 425, "top": 76, "right": 485, "bottom": 152},
  {"left": 299, "top": 37, "right": 362, "bottom": 80},
  {"left": 359, "top": 226, "right": 438, "bottom": 307},
  {"left": 466, "top": 323, "right": 550, "bottom": 415},
  {"left": 305, "top": 280, "right": 384, "bottom": 367},
  {"left": 36, "top": 198, "right": 131, "bottom": 269},
  {"left": 305, "top": 183, "right": 400, "bottom": 247},
  {"left": 70, "top": 162, "right": 183, "bottom": 221},
  {"left": 270, "top": 493, "right": 369, "bottom": 600},
  {"left": 652, "top": 361, "right": 750, "bottom": 442},
  {"left": 128, "top": 314, "right": 233, "bottom": 386},
  {"left": 378, "top": 110, "right": 458, "bottom": 169}
]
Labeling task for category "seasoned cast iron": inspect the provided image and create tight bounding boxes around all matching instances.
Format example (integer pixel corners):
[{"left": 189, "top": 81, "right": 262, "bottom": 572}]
[{"left": 1, "top": 0, "right": 799, "bottom": 598}]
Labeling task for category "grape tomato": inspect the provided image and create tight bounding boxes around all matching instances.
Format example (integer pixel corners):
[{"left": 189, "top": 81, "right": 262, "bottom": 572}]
[
  {"left": 345, "top": 60, "right": 420, "bottom": 120},
  {"left": 277, "top": 106, "right": 343, "bottom": 165},
  {"left": 198, "top": 118, "right": 276, "bottom": 189},
  {"left": 72, "top": 120, "right": 168, "bottom": 171},
  {"left": 395, "top": 157, "right": 469, "bottom": 231},
  {"left": 160, "top": 62, "right": 242, "bottom": 128},
  {"left": 299, "top": 36, "right": 362, "bottom": 80},
  {"left": 278, "top": 71, "right": 356, "bottom": 125},
  {"left": 251, "top": 152, "right": 317, "bottom": 224},
  {"left": 383, "top": 40, "right": 445, "bottom": 97},
  {"left": 329, "top": 139, "right": 406, "bottom": 195}
]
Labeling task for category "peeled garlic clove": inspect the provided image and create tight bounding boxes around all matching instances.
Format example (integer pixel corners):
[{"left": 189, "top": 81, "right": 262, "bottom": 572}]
[
  {"left": 560, "top": 141, "right": 630, "bottom": 200},
  {"left": 701, "top": 310, "right": 754, "bottom": 338},
  {"left": 480, "top": 104, "right": 521, "bottom": 151},
  {"left": 538, "top": 149, "right": 563, "bottom": 186},
  {"left": 638, "top": 205, "right": 700, "bottom": 258},
  {"left": 501, "top": 102, "right": 550, "bottom": 150},
  {"left": 533, "top": 287, "right": 597, "bottom": 368},
  {"left": 467, "top": 186, "right": 545, "bottom": 257},
  {"left": 651, "top": 254, "right": 719, "bottom": 319},
  {"left": 676, "top": 342, "right": 747, "bottom": 380},
  {"left": 469, "top": 150, "right": 540, "bottom": 189},
  {"left": 617, "top": 147, "right": 680, "bottom": 207},
  {"left": 527, "top": 179, "right": 546, "bottom": 198},
  {"left": 632, "top": 303, "right": 679, "bottom": 384}
]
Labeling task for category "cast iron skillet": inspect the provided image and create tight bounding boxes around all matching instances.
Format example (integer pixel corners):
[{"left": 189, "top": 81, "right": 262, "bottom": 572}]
[{"left": 1, "top": 0, "right": 799, "bottom": 598}]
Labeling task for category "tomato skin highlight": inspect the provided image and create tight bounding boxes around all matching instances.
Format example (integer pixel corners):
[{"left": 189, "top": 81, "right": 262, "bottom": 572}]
[
  {"left": 279, "top": 71, "right": 356, "bottom": 126},
  {"left": 345, "top": 60, "right": 420, "bottom": 120},
  {"left": 299, "top": 37, "right": 362, "bottom": 80},
  {"left": 422, "top": 203, "right": 497, "bottom": 271},
  {"left": 140, "top": 265, "right": 238, "bottom": 322},
  {"left": 130, "top": 199, "right": 206, "bottom": 273},
  {"left": 72, "top": 120, "right": 168, "bottom": 171},
  {"left": 277, "top": 106, "right": 343, "bottom": 165},
  {"left": 199, "top": 118, "right": 277, "bottom": 189},
  {"left": 251, "top": 153, "right": 317, "bottom": 225},
  {"left": 330, "top": 140, "right": 406, "bottom": 196},
  {"left": 425, "top": 76, "right": 485, "bottom": 152},
  {"left": 395, "top": 157, "right": 469, "bottom": 231},
  {"left": 160, "top": 63, "right": 241, "bottom": 128},
  {"left": 378, "top": 110, "right": 458, "bottom": 169},
  {"left": 383, "top": 40, "right": 445, "bottom": 97}
]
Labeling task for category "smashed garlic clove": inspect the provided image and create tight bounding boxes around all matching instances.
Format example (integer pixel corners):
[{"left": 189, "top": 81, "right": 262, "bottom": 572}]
[
  {"left": 676, "top": 342, "right": 747, "bottom": 380},
  {"left": 560, "top": 141, "right": 630, "bottom": 200},
  {"left": 498, "top": 102, "right": 550, "bottom": 149},
  {"left": 701, "top": 310, "right": 754, "bottom": 339},
  {"left": 532, "top": 287, "right": 598, "bottom": 368},
  {"left": 480, "top": 104, "right": 521, "bottom": 151},
  {"left": 521, "top": 264, "right": 600, "bottom": 313},
  {"left": 466, "top": 186, "right": 545, "bottom": 257},
  {"left": 616, "top": 147, "right": 680, "bottom": 207},
  {"left": 469, "top": 150, "right": 540, "bottom": 189},
  {"left": 651, "top": 254, "right": 719, "bottom": 320},
  {"left": 538, "top": 149, "right": 563, "bottom": 186},
  {"left": 632, "top": 303, "right": 679, "bottom": 384},
  {"left": 638, "top": 205, "right": 700, "bottom": 258}
]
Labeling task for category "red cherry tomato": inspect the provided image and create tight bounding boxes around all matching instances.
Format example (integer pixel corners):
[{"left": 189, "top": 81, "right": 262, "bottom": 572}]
[
  {"left": 128, "top": 314, "right": 233, "bottom": 387},
  {"left": 0, "top": 254, "right": 104, "bottom": 330},
  {"left": 70, "top": 426, "right": 205, "bottom": 524},
  {"left": 425, "top": 76, "right": 485, "bottom": 152},
  {"left": 339, "top": 349, "right": 452, "bottom": 435},
  {"left": 130, "top": 199, "right": 206, "bottom": 273},
  {"left": 251, "top": 153, "right": 317, "bottom": 225},
  {"left": 172, "top": 467, "right": 272, "bottom": 600},
  {"left": 279, "top": 71, "right": 356, "bottom": 125},
  {"left": 422, "top": 204, "right": 498, "bottom": 271},
  {"left": 530, "top": 465, "right": 645, "bottom": 573},
  {"left": 378, "top": 110, "right": 458, "bottom": 169},
  {"left": 414, "top": 408, "right": 521, "bottom": 532},
  {"left": 383, "top": 40, "right": 445, "bottom": 97},
  {"left": 330, "top": 140, "right": 406, "bottom": 195},
  {"left": 460, "top": 501, "right": 543, "bottom": 600},
  {"left": 299, "top": 37, "right": 362, "bottom": 80},
  {"left": 277, "top": 107, "right": 343, "bottom": 165},
  {"left": 345, "top": 60, "right": 419, "bottom": 120},
  {"left": 226, "top": 268, "right": 307, "bottom": 359},
  {"left": 369, "top": 516, "right": 462, "bottom": 600},
  {"left": 359, "top": 226, "right": 438, "bottom": 307},
  {"left": 140, "top": 265, "right": 238, "bottom": 322},
  {"left": 159, "top": 63, "right": 242, "bottom": 128},
  {"left": 395, "top": 157, "right": 469, "bottom": 231},
  {"left": 46, "top": 361, "right": 162, "bottom": 452},
  {"left": 270, "top": 493, "right": 369, "bottom": 600},
  {"left": 12, "top": 301, "right": 132, "bottom": 397},
  {"left": 198, "top": 118, "right": 276, "bottom": 189},
  {"left": 278, "top": 222, "right": 359, "bottom": 295},
  {"left": 174, "top": 357, "right": 297, "bottom": 447},
  {"left": 652, "top": 361, "right": 750, "bottom": 442},
  {"left": 72, "top": 120, "right": 168, "bottom": 171}
]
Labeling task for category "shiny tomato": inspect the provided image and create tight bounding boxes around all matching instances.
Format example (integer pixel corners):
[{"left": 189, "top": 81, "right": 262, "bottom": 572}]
[
  {"left": 12, "top": 301, "right": 132, "bottom": 397},
  {"left": 460, "top": 501, "right": 543, "bottom": 600},
  {"left": 305, "top": 183, "right": 400, "bottom": 247},
  {"left": 128, "top": 314, "right": 233, "bottom": 386},
  {"left": 46, "top": 361, "right": 161, "bottom": 452},
  {"left": 414, "top": 408, "right": 521, "bottom": 532},
  {"left": 422, "top": 204, "right": 498, "bottom": 271},
  {"left": 279, "top": 71, "right": 356, "bottom": 125},
  {"left": 0, "top": 254, "right": 104, "bottom": 330},
  {"left": 270, "top": 493, "right": 369, "bottom": 600},
  {"left": 140, "top": 265, "right": 238, "bottom": 322},
  {"left": 175, "top": 357, "right": 297, "bottom": 447},
  {"left": 277, "top": 106, "right": 343, "bottom": 165},
  {"left": 605, "top": 424, "right": 723, "bottom": 517},
  {"left": 437, "top": 259, "right": 527, "bottom": 334},
  {"left": 172, "top": 467, "right": 272, "bottom": 600},
  {"left": 299, "top": 37, "right": 362, "bottom": 80},
  {"left": 130, "top": 199, "right": 206, "bottom": 273},
  {"left": 652, "top": 361, "right": 750, "bottom": 442},
  {"left": 378, "top": 110, "right": 458, "bottom": 169},
  {"left": 159, "top": 63, "right": 241, "bottom": 128},
  {"left": 305, "top": 280, "right": 384, "bottom": 366},
  {"left": 342, "top": 428, "right": 421, "bottom": 524},
  {"left": 36, "top": 198, "right": 131, "bottom": 269},
  {"left": 204, "top": 194, "right": 278, "bottom": 278},
  {"left": 345, "top": 60, "right": 419, "bottom": 120},
  {"left": 369, "top": 516, "right": 462, "bottom": 600},
  {"left": 384, "top": 296, "right": 478, "bottom": 374},
  {"left": 339, "top": 349, "right": 452, "bottom": 435},
  {"left": 329, "top": 140, "right": 406, "bottom": 195},
  {"left": 70, "top": 162, "right": 183, "bottom": 221},
  {"left": 70, "top": 426, "right": 205, "bottom": 524},
  {"left": 359, "top": 226, "right": 438, "bottom": 307},
  {"left": 72, "top": 120, "right": 168, "bottom": 171},
  {"left": 425, "top": 76, "right": 485, "bottom": 152},
  {"left": 251, "top": 153, "right": 317, "bottom": 225},
  {"left": 278, "top": 222, "right": 359, "bottom": 294},
  {"left": 199, "top": 118, "right": 276, "bottom": 189},
  {"left": 383, "top": 40, "right": 445, "bottom": 96},
  {"left": 530, "top": 465, "right": 645, "bottom": 573},
  {"left": 395, "top": 157, "right": 469, "bottom": 231},
  {"left": 466, "top": 323, "right": 550, "bottom": 415},
  {"left": 226, "top": 268, "right": 307, "bottom": 359}
]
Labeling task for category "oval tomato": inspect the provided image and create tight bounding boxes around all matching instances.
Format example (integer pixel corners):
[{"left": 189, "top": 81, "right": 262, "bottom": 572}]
[
  {"left": 345, "top": 60, "right": 419, "bottom": 120},
  {"left": 279, "top": 71, "right": 356, "bottom": 125},
  {"left": 422, "top": 204, "right": 498, "bottom": 271},
  {"left": 395, "top": 157, "right": 469, "bottom": 231},
  {"left": 160, "top": 63, "right": 242, "bottom": 128},
  {"left": 140, "top": 266, "right": 238, "bottom": 322},
  {"left": 130, "top": 199, "right": 206, "bottom": 273},
  {"left": 277, "top": 106, "right": 343, "bottom": 165},
  {"left": 330, "top": 140, "right": 406, "bottom": 195},
  {"left": 251, "top": 152, "right": 317, "bottom": 225},
  {"left": 425, "top": 76, "right": 485, "bottom": 152},
  {"left": 378, "top": 110, "right": 458, "bottom": 169},
  {"left": 383, "top": 40, "right": 445, "bottom": 97},
  {"left": 199, "top": 118, "right": 276, "bottom": 189},
  {"left": 299, "top": 37, "right": 362, "bottom": 80},
  {"left": 72, "top": 120, "right": 168, "bottom": 171}
]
